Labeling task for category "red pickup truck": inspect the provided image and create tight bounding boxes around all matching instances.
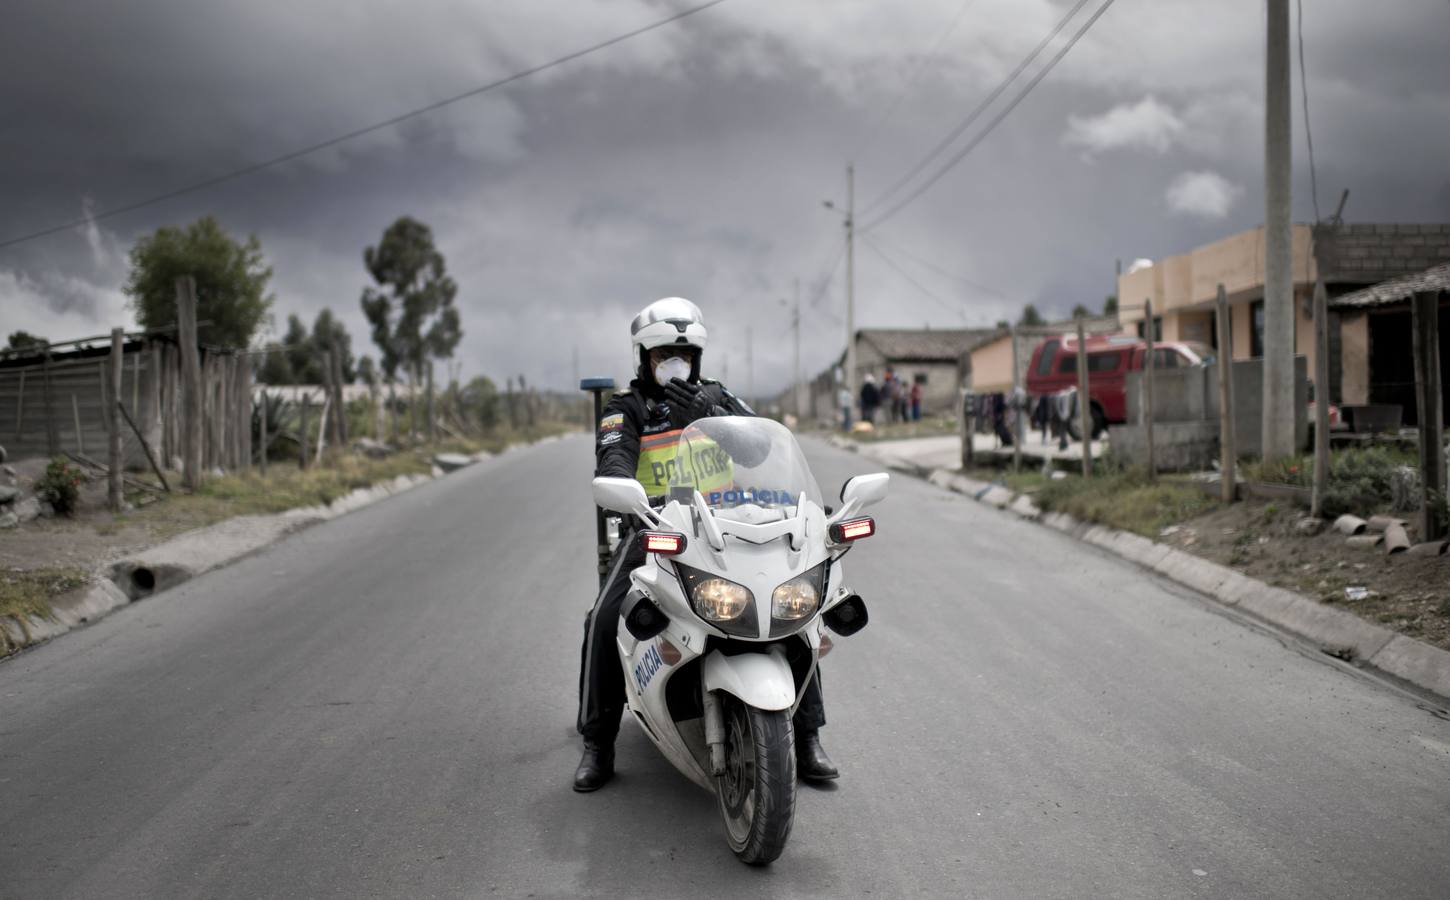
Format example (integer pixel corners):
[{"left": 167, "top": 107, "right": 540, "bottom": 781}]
[{"left": 1024, "top": 334, "right": 1214, "bottom": 438}]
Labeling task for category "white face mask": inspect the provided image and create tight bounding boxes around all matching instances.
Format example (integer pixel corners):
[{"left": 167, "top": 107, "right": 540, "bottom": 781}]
[{"left": 654, "top": 356, "right": 692, "bottom": 386}]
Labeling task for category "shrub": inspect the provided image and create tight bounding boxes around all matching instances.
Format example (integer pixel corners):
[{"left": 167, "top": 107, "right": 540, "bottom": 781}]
[{"left": 37, "top": 457, "right": 85, "bottom": 516}]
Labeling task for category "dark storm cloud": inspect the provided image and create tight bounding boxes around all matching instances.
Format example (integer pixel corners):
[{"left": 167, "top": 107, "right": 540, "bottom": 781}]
[{"left": 2, "top": 0, "right": 1448, "bottom": 393}]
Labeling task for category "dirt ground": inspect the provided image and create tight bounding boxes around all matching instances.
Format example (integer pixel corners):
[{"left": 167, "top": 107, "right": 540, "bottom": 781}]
[
  {"left": 0, "top": 462, "right": 187, "bottom": 573},
  {"left": 1163, "top": 499, "right": 1450, "bottom": 651}
]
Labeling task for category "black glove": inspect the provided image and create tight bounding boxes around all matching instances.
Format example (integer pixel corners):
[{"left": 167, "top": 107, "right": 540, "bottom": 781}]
[{"left": 664, "top": 378, "right": 725, "bottom": 428}]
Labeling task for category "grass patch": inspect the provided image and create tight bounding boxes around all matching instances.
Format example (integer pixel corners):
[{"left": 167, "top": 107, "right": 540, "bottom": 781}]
[
  {"left": 963, "top": 466, "right": 1050, "bottom": 495},
  {"left": 1242, "top": 445, "right": 1422, "bottom": 518},
  {"left": 97, "top": 422, "right": 582, "bottom": 542},
  {"left": 1033, "top": 469, "right": 1219, "bottom": 537},
  {"left": 0, "top": 567, "right": 89, "bottom": 623},
  {"left": 851, "top": 417, "right": 961, "bottom": 442}
]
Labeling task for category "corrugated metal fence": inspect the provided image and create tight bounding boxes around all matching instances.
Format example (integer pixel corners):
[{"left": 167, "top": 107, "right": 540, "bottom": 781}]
[{"left": 0, "top": 339, "right": 252, "bottom": 473}]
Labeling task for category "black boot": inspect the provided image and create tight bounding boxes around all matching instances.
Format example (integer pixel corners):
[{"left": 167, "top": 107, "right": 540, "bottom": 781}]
[
  {"left": 573, "top": 740, "right": 615, "bottom": 792},
  {"left": 796, "top": 730, "right": 839, "bottom": 782}
]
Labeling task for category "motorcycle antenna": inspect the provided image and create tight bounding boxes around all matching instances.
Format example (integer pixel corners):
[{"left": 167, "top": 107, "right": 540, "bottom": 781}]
[{"left": 581, "top": 376, "right": 618, "bottom": 588}]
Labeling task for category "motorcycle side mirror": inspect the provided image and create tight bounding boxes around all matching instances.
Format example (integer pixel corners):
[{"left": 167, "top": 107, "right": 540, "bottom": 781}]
[
  {"left": 839, "top": 473, "right": 889, "bottom": 509},
  {"left": 593, "top": 477, "right": 652, "bottom": 518}
]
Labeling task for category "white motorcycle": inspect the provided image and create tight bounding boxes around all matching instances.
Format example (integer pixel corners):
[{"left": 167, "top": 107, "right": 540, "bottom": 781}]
[{"left": 592, "top": 416, "right": 887, "bottom": 865}]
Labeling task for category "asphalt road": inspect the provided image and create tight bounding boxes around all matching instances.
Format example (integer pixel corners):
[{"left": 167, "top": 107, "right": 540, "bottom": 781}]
[{"left": 3, "top": 433, "right": 1449, "bottom": 899}]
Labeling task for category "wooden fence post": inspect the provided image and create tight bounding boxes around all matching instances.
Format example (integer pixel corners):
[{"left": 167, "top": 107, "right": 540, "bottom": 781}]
[
  {"left": 1144, "top": 298, "right": 1157, "bottom": 481},
  {"left": 331, "top": 347, "right": 348, "bottom": 447},
  {"left": 1216, "top": 285, "right": 1236, "bottom": 503},
  {"left": 240, "top": 355, "right": 253, "bottom": 472},
  {"left": 108, "top": 327, "right": 124, "bottom": 512},
  {"left": 426, "top": 361, "right": 436, "bottom": 444},
  {"left": 1010, "top": 326, "right": 1022, "bottom": 471},
  {"left": 1412, "top": 290, "right": 1446, "bottom": 541},
  {"left": 12, "top": 370, "right": 24, "bottom": 443},
  {"left": 1076, "top": 316, "right": 1093, "bottom": 477},
  {"left": 42, "top": 345, "right": 59, "bottom": 456},
  {"left": 176, "top": 276, "right": 203, "bottom": 489},
  {"left": 1311, "top": 280, "right": 1331, "bottom": 517},
  {"left": 71, "top": 395, "right": 84, "bottom": 455},
  {"left": 258, "top": 385, "right": 268, "bottom": 475},
  {"left": 299, "top": 393, "right": 311, "bottom": 470}
]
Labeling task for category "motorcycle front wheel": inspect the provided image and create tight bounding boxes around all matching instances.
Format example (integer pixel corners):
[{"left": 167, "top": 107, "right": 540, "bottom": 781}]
[{"left": 715, "top": 694, "right": 796, "bottom": 865}]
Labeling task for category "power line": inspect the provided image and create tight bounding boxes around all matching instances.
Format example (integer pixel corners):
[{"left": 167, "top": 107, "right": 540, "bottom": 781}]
[
  {"left": 861, "top": 235, "right": 967, "bottom": 321},
  {"left": 861, "top": 0, "right": 1117, "bottom": 232},
  {"left": 851, "top": 0, "right": 980, "bottom": 162},
  {"left": 1296, "top": 0, "right": 1321, "bottom": 223},
  {"left": 859, "top": 0, "right": 1093, "bottom": 217},
  {"left": 0, "top": 0, "right": 730, "bottom": 252},
  {"left": 866, "top": 232, "right": 1008, "bottom": 298}
]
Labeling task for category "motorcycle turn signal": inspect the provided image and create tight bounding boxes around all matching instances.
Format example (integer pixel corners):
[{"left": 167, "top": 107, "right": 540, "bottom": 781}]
[
  {"left": 639, "top": 531, "right": 688, "bottom": 555},
  {"left": 828, "top": 516, "right": 875, "bottom": 543}
]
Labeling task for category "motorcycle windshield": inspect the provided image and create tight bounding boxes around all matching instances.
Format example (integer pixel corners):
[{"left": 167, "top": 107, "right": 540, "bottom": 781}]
[{"left": 667, "top": 417, "right": 821, "bottom": 512}]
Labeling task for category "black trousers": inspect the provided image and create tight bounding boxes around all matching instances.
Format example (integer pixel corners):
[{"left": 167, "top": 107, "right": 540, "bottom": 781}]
[{"left": 577, "top": 532, "right": 827, "bottom": 744}]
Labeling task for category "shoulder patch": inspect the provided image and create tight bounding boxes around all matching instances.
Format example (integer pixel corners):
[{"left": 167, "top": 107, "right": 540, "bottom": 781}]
[{"left": 599, "top": 413, "right": 625, "bottom": 431}]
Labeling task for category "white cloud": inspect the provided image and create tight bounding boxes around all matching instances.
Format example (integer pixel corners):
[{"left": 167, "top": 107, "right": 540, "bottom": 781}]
[
  {"left": 1063, "top": 96, "right": 1185, "bottom": 158},
  {"left": 1164, "top": 171, "right": 1243, "bottom": 220}
]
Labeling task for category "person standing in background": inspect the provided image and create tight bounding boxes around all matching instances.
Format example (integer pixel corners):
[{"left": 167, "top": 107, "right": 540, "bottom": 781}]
[
  {"left": 860, "top": 373, "right": 880, "bottom": 424},
  {"left": 838, "top": 384, "right": 853, "bottom": 431},
  {"left": 909, "top": 378, "right": 922, "bottom": 421}
]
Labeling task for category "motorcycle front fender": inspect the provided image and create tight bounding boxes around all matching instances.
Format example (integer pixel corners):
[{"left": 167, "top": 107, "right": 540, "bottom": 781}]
[{"left": 702, "top": 647, "right": 797, "bottom": 711}]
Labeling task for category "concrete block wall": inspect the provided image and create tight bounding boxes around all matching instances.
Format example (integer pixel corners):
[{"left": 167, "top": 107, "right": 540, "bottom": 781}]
[
  {"left": 1115, "top": 357, "right": 1308, "bottom": 468},
  {"left": 1318, "top": 224, "right": 1450, "bottom": 284}
]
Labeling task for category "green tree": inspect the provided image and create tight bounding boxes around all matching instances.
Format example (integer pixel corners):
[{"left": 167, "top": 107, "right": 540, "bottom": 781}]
[
  {"left": 311, "top": 308, "right": 355, "bottom": 383},
  {"left": 255, "top": 346, "right": 293, "bottom": 384},
  {"left": 1018, "top": 304, "right": 1044, "bottom": 327},
  {"left": 360, "top": 217, "right": 462, "bottom": 385},
  {"left": 281, "top": 314, "right": 318, "bottom": 383},
  {"left": 3, "top": 331, "right": 49, "bottom": 360},
  {"left": 124, "top": 216, "right": 273, "bottom": 348},
  {"left": 357, "top": 355, "right": 378, "bottom": 389},
  {"left": 1070, "top": 303, "right": 1092, "bottom": 319},
  {"left": 461, "top": 375, "right": 500, "bottom": 430},
  {"left": 1103, "top": 295, "right": 1119, "bottom": 315},
  {"left": 994, "top": 319, "right": 1010, "bottom": 330}
]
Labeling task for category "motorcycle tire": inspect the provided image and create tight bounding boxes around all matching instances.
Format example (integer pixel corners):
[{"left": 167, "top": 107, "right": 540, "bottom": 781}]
[{"left": 715, "top": 694, "right": 796, "bottom": 866}]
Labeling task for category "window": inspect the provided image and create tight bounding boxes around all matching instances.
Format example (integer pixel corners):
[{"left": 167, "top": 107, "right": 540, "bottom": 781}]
[
  {"left": 1056, "top": 351, "right": 1123, "bottom": 374},
  {"left": 1153, "top": 348, "right": 1179, "bottom": 369},
  {"left": 1137, "top": 317, "right": 1163, "bottom": 341},
  {"left": 1035, "top": 339, "right": 1060, "bottom": 376},
  {"left": 1251, "top": 299, "right": 1265, "bottom": 358}
]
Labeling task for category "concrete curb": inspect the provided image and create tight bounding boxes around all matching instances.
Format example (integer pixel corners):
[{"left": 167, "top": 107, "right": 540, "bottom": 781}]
[
  {"left": 0, "top": 449, "right": 503, "bottom": 658},
  {"left": 878, "top": 451, "right": 1450, "bottom": 703}
]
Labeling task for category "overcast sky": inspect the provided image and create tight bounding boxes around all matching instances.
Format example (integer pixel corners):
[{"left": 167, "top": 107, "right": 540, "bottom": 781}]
[{"left": 3, "top": 0, "right": 1448, "bottom": 395}]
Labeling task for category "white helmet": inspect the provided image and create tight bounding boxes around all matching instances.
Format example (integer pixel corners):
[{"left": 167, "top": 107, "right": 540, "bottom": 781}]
[{"left": 630, "top": 297, "right": 708, "bottom": 379}]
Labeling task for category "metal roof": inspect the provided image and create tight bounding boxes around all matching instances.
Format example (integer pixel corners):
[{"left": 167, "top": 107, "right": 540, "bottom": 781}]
[
  {"left": 856, "top": 328, "right": 999, "bottom": 362},
  {"left": 1329, "top": 262, "right": 1450, "bottom": 309}
]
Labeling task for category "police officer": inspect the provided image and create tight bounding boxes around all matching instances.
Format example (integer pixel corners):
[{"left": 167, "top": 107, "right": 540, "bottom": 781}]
[{"left": 575, "top": 297, "right": 838, "bottom": 791}]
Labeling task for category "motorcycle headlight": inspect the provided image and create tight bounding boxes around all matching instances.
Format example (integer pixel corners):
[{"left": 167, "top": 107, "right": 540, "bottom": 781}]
[
  {"left": 770, "top": 563, "right": 828, "bottom": 634},
  {"left": 674, "top": 564, "right": 755, "bottom": 633},
  {"left": 771, "top": 573, "right": 821, "bottom": 621},
  {"left": 693, "top": 577, "right": 753, "bottom": 621}
]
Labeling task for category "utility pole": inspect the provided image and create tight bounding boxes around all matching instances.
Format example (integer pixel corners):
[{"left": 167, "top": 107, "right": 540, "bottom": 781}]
[
  {"left": 845, "top": 164, "right": 857, "bottom": 409},
  {"left": 1263, "top": 0, "right": 1295, "bottom": 461},
  {"left": 792, "top": 277, "right": 802, "bottom": 421}
]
